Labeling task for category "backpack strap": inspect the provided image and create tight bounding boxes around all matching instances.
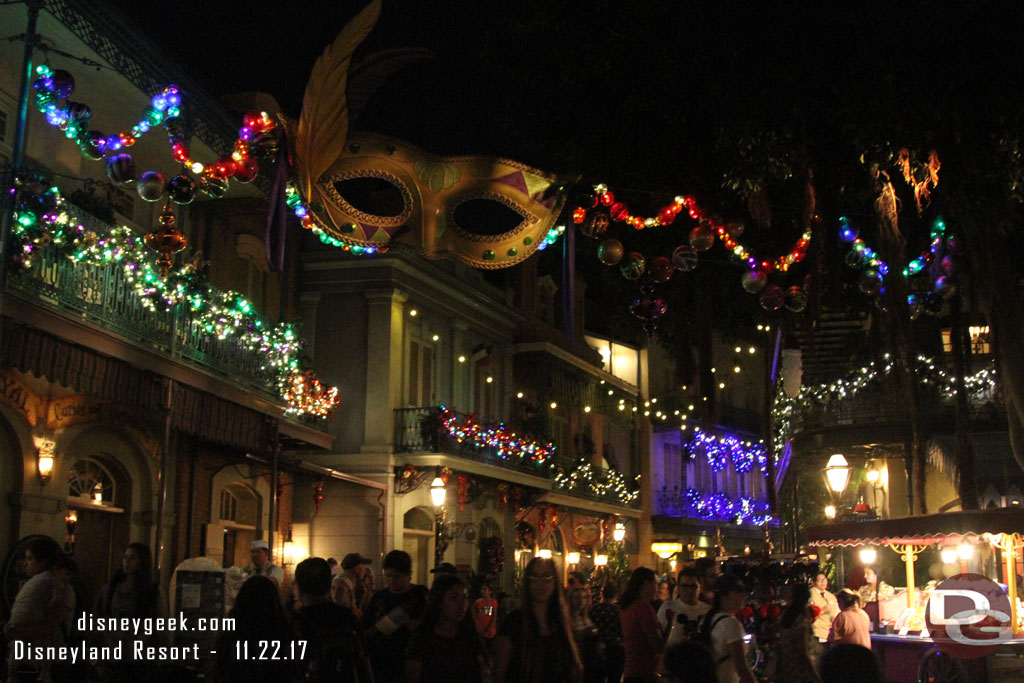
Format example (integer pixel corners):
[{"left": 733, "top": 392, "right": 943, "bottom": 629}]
[{"left": 701, "top": 612, "right": 735, "bottom": 664}]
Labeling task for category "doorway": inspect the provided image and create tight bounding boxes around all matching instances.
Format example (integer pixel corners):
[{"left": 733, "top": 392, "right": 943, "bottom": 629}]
[{"left": 403, "top": 507, "right": 435, "bottom": 585}]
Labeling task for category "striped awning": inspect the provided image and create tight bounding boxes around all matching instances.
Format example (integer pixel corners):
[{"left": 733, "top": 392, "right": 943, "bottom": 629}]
[{"left": 806, "top": 508, "right": 1024, "bottom": 546}]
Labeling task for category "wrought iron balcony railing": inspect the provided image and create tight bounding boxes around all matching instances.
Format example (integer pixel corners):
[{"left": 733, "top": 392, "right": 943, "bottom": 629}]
[
  {"left": 4, "top": 206, "right": 279, "bottom": 398},
  {"left": 393, "top": 407, "right": 554, "bottom": 475}
]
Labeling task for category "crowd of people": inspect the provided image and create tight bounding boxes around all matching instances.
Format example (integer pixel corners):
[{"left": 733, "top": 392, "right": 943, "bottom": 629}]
[{"left": 1, "top": 536, "right": 887, "bottom": 683}]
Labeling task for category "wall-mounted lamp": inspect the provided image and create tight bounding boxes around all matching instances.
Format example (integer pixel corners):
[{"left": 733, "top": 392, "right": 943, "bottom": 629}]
[
  {"left": 941, "top": 547, "right": 958, "bottom": 564},
  {"left": 536, "top": 548, "right": 552, "bottom": 559},
  {"left": 859, "top": 547, "right": 877, "bottom": 565},
  {"left": 282, "top": 526, "right": 295, "bottom": 567},
  {"left": 92, "top": 483, "right": 103, "bottom": 503},
  {"left": 430, "top": 474, "right": 447, "bottom": 508},
  {"left": 651, "top": 542, "right": 683, "bottom": 559},
  {"left": 613, "top": 522, "right": 626, "bottom": 543},
  {"left": 866, "top": 469, "right": 880, "bottom": 483},
  {"left": 593, "top": 554, "right": 608, "bottom": 566},
  {"left": 64, "top": 509, "right": 77, "bottom": 554},
  {"left": 567, "top": 551, "right": 580, "bottom": 565},
  {"left": 957, "top": 542, "right": 974, "bottom": 560},
  {"left": 36, "top": 439, "right": 55, "bottom": 484},
  {"left": 825, "top": 505, "right": 837, "bottom": 520}
]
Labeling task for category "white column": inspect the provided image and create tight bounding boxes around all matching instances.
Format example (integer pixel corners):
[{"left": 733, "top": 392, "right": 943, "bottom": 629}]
[{"left": 362, "top": 289, "right": 407, "bottom": 453}]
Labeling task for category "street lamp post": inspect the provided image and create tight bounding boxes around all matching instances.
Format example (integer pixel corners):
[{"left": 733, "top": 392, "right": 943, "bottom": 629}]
[
  {"left": 824, "top": 454, "right": 851, "bottom": 586},
  {"left": 430, "top": 473, "right": 447, "bottom": 568}
]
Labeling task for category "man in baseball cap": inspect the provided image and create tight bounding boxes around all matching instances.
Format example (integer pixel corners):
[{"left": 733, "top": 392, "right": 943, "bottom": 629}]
[
  {"left": 342, "top": 552, "right": 373, "bottom": 614},
  {"left": 247, "top": 539, "right": 284, "bottom": 586}
]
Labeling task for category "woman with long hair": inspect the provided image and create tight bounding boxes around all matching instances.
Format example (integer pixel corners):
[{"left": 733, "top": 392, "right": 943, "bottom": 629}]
[
  {"left": 774, "top": 582, "right": 822, "bottom": 683},
  {"left": 492, "top": 557, "right": 583, "bottom": 683},
  {"left": 94, "top": 543, "right": 157, "bottom": 619},
  {"left": 3, "top": 537, "right": 75, "bottom": 683},
  {"left": 856, "top": 566, "right": 893, "bottom": 631},
  {"left": 568, "top": 586, "right": 606, "bottom": 683},
  {"left": 331, "top": 574, "right": 360, "bottom": 616},
  {"left": 405, "top": 574, "right": 486, "bottom": 683},
  {"left": 208, "top": 575, "right": 301, "bottom": 683},
  {"left": 619, "top": 567, "right": 663, "bottom": 683}
]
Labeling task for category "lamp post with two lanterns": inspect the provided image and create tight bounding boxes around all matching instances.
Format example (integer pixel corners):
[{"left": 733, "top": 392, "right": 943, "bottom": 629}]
[
  {"left": 430, "top": 472, "right": 448, "bottom": 568},
  {"left": 824, "top": 454, "right": 852, "bottom": 585}
]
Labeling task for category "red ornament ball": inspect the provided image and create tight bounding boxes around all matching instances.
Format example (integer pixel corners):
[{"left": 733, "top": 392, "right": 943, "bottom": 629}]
[
  {"left": 233, "top": 157, "right": 260, "bottom": 183},
  {"left": 649, "top": 256, "right": 674, "bottom": 283},
  {"left": 609, "top": 202, "right": 630, "bottom": 222},
  {"left": 600, "top": 191, "right": 615, "bottom": 206},
  {"left": 760, "top": 284, "right": 784, "bottom": 310},
  {"left": 213, "top": 157, "right": 237, "bottom": 178},
  {"left": 581, "top": 212, "right": 609, "bottom": 239},
  {"left": 657, "top": 206, "right": 676, "bottom": 226}
]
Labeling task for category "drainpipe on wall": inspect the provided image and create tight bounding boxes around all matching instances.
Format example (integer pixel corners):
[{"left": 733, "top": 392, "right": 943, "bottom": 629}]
[
  {"left": 268, "top": 421, "right": 280, "bottom": 554},
  {"left": 154, "top": 378, "right": 175, "bottom": 586},
  {"left": 377, "top": 488, "right": 387, "bottom": 565}
]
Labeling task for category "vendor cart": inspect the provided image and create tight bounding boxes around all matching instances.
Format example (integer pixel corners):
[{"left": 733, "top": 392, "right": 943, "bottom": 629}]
[{"left": 807, "top": 509, "right": 1024, "bottom": 683}]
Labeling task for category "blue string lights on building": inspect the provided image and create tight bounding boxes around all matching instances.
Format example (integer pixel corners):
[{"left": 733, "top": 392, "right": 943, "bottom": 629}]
[{"left": 685, "top": 427, "right": 770, "bottom": 475}]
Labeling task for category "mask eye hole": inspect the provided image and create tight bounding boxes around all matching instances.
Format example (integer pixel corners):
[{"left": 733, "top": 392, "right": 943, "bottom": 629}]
[
  {"left": 452, "top": 197, "right": 526, "bottom": 237},
  {"left": 332, "top": 177, "right": 407, "bottom": 218}
]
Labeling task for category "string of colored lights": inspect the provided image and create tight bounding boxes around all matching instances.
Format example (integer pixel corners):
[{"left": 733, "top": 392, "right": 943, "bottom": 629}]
[
  {"left": 10, "top": 180, "right": 339, "bottom": 418},
  {"left": 577, "top": 184, "right": 811, "bottom": 273},
  {"left": 554, "top": 459, "right": 640, "bottom": 506},
  {"left": 438, "top": 406, "right": 555, "bottom": 464},
  {"left": 772, "top": 354, "right": 998, "bottom": 458},
  {"left": 30, "top": 64, "right": 380, "bottom": 258},
  {"left": 839, "top": 215, "right": 956, "bottom": 301}
]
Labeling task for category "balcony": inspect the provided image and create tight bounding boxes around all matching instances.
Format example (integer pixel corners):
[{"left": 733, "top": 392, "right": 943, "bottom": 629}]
[
  {"left": 3, "top": 205, "right": 280, "bottom": 399},
  {"left": 782, "top": 365, "right": 1004, "bottom": 458},
  {"left": 393, "top": 406, "right": 555, "bottom": 476},
  {"left": 551, "top": 456, "right": 640, "bottom": 508},
  {"left": 655, "top": 486, "right": 772, "bottom": 525}
]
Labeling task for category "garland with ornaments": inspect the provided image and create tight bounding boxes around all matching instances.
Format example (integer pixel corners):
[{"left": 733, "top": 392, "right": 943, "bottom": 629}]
[
  {"left": 839, "top": 215, "right": 960, "bottom": 316},
  {"left": 572, "top": 184, "right": 813, "bottom": 332},
  {"left": 553, "top": 458, "right": 640, "bottom": 506},
  {"left": 438, "top": 406, "right": 556, "bottom": 465},
  {"left": 9, "top": 175, "right": 338, "bottom": 418},
  {"left": 31, "top": 62, "right": 382, "bottom": 260},
  {"left": 771, "top": 353, "right": 998, "bottom": 459}
]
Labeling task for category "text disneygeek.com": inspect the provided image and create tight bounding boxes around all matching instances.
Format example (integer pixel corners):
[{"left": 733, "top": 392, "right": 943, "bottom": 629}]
[{"left": 11, "top": 612, "right": 236, "bottom": 664}]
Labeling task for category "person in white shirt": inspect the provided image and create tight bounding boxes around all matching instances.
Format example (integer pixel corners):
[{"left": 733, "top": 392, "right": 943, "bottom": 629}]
[
  {"left": 810, "top": 572, "right": 839, "bottom": 643},
  {"left": 246, "top": 539, "right": 284, "bottom": 586},
  {"left": 704, "top": 574, "right": 757, "bottom": 683},
  {"left": 657, "top": 568, "right": 710, "bottom": 646}
]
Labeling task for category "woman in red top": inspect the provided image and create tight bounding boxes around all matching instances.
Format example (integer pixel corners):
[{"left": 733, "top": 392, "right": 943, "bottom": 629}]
[
  {"left": 619, "top": 567, "right": 663, "bottom": 683},
  {"left": 473, "top": 584, "right": 498, "bottom": 640}
]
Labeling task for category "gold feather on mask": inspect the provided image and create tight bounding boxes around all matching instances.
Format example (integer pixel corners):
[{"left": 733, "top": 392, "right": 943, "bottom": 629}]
[{"left": 295, "top": 0, "right": 382, "bottom": 201}]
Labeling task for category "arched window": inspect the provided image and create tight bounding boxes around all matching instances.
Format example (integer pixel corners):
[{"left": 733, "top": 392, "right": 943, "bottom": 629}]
[
  {"left": 404, "top": 507, "right": 435, "bottom": 531},
  {"left": 68, "top": 457, "right": 117, "bottom": 507}
]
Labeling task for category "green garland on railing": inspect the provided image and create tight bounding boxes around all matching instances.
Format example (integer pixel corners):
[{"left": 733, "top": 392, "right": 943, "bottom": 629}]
[
  {"left": 9, "top": 175, "right": 338, "bottom": 418},
  {"left": 554, "top": 458, "right": 640, "bottom": 506}
]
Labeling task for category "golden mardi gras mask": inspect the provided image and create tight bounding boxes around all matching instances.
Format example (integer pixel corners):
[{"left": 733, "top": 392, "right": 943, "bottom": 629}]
[{"left": 290, "top": 0, "right": 568, "bottom": 269}]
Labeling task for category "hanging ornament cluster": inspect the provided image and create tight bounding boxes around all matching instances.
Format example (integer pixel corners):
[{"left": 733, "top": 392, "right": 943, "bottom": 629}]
[
  {"left": 437, "top": 406, "right": 555, "bottom": 464},
  {"left": 282, "top": 370, "right": 341, "bottom": 418},
  {"left": 554, "top": 458, "right": 640, "bottom": 506},
  {"left": 31, "top": 64, "right": 281, "bottom": 206},
  {"left": 575, "top": 184, "right": 812, "bottom": 314},
  {"left": 9, "top": 176, "right": 338, "bottom": 418},
  {"left": 144, "top": 203, "right": 188, "bottom": 277},
  {"left": 629, "top": 281, "right": 668, "bottom": 335},
  {"left": 839, "top": 215, "right": 959, "bottom": 316}
]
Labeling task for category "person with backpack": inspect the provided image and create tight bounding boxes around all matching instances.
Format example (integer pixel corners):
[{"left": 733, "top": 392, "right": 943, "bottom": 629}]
[
  {"left": 292, "top": 557, "right": 373, "bottom": 683},
  {"left": 694, "top": 573, "right": 756, "bottom": 683}
]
